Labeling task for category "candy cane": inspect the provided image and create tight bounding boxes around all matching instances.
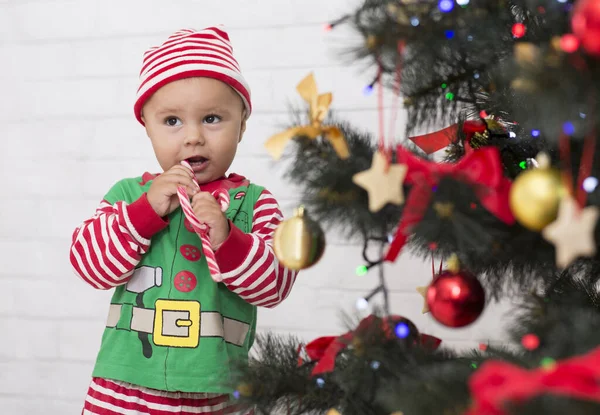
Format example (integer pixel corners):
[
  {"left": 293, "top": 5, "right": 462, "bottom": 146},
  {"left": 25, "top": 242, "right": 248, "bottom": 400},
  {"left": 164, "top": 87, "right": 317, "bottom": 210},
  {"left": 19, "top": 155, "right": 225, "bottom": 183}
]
[{"left": 177, "top": 161, "right": 230, "bottom": 282}]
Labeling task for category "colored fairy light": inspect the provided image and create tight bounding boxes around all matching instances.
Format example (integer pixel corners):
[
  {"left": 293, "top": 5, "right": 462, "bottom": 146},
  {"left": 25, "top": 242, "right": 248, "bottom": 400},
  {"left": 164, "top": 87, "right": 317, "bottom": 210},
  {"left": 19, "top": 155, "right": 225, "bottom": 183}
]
[
  {"left": 323, "top": 23, "right": 333, "bottom": 32},
  {"left": 473, "top": 72, "right": 480, "bottom": 79},
  {"left": 356, "top": 265, "right": 369, "bottom": 276},
  {"left": 467, "top": 35, "right": 474, "bottom": 41},
  {"left": 445, "top": 92, "right": 454, "bottom": 100},
  {"left": 479, "top": 110, "right": 488, "bottom": 118},
  {"left": 370, "top": 361, "right": 381, "bottom": 370},
  {"left": 519, "top": 161, "right": 527, "bottom": 170},
  {"left": 563, "top": 121, "right": 575, "bottom": 135},
  {"left": 521, "top": 333, "right": 540, "bottom": 350},
  {"left": 316, "top": 378, "right": 325, "bottom": 387},
  {"left": 233, "top": 390, "right": 241, "bottom": 399},
  {"left": 438, "top": 0, "right": 454, "bottom": 13},
  {"left": 457, "top": 0, "right": 470, "bottom": 6},
  {"left": 531, "top": 129, "right": 540, "bottom": 137},
  {"left": 560, "top": 34, "right": 580, "bottom": 53},
  {"left": 479, "top": 343, "right": 488, "bottom": 351},
  {"left": 509, "top": 132, "right": 516, "bottom": 138},
  {"left": 356, "top": 298, "right": 369, "bottom": 310},
  {"left": 583, "top": 176, "right": 599, "bottom": 193},
  {"left": 445, "top": 30, "right": 455, "bottom": 39},
  {"left": 411, "top": 17, "right": 420, "bottom": 26},
  {"left": 512, "top": 23, "right": 526, "bottom": 38},
  {"left": 540, "top": 357, "right": 556, "bottom": 370},
  {"left": 580, "top": 112, "right": 587, "bottom": 119},
  {"left": 441, "top": 83, "right": 447, "bottom": 89},
  {"left": 470, "top": 362, "right": 478, "bottom": 369},
  {"left": 557, "top": 0, "right": 568, "bottom": 3},
  {"left": 363, "top": 84, "right": 374, "bottom": 96},
  {"left": 395, "top": 322, "right": 411, "bottom": 339}
]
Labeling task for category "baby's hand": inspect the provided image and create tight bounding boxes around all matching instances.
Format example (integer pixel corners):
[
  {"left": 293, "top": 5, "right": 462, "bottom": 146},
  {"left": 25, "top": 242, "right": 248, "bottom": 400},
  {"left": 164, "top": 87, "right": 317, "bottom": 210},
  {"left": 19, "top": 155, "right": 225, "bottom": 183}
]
[
  {"left": 191, "top": 192, "right": 230, "bottom": 249},
  {"left": 147, "top": 165, "right": 199, "bottom": 217}
]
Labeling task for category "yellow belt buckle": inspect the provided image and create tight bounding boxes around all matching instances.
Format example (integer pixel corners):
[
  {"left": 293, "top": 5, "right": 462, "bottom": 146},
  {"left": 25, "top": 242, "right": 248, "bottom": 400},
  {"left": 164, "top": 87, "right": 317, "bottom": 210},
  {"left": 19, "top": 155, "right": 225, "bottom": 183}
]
[{"left": 153, "top": 299, "right": 201, "bottom": 348}]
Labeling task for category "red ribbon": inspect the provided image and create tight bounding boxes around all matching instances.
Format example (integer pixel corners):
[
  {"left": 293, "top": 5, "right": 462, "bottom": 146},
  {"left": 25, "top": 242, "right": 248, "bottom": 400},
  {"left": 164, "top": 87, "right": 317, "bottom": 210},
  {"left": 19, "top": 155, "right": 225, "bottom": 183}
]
[
  {"left": 299, "top": 315, "right": 442, "bottom": 376},
  {"left": 384, "top": 137, "right": 514, "bottom": 262},
  {"left": 466, "top": 346, "right": 600, "bottom": 415}
]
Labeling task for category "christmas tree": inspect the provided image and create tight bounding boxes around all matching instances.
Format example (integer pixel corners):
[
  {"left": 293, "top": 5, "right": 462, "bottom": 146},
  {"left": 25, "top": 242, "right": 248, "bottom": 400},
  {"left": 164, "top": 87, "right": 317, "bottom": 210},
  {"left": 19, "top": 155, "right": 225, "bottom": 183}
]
[{"left": 232, "top": 1, "right": 600, "bottom": 414}]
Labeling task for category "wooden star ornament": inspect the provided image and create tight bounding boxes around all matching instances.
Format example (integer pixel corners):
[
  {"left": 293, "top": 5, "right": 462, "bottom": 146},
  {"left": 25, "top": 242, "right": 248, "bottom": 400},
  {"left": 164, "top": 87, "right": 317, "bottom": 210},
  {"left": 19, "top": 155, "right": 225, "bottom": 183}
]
[
  {"left": 542, "top": 195, "right": 600, "bottom": 268},
  {"left": 352, "top": 151, "right": 408, "bottom": 212},
  {"left": 416, "top": 285, "right": 430, "bottom": 314}
]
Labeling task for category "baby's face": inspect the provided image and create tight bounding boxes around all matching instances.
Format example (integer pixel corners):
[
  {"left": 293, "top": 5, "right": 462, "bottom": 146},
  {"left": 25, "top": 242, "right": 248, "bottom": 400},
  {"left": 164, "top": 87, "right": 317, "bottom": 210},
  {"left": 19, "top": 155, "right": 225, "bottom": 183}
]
[{"left": 142, "top": 77, "right": 246, "bottom": 184}]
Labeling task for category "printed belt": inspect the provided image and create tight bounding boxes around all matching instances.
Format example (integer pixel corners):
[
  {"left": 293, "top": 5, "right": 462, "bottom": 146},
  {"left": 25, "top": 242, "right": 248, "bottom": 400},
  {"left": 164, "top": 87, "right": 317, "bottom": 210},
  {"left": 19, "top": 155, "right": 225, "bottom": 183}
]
[{"left": 106, "top": 300, "right": 250, "bottom": 348}]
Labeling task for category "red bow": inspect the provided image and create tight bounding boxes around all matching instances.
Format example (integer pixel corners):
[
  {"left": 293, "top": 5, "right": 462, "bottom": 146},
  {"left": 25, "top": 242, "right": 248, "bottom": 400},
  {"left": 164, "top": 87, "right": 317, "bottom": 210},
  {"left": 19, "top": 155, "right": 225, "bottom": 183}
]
[
  {"left": 384, "top": 143, "right": 514, "bottom": 262},
  {"left": 299, "top": 315, "right": 442, "bottom": 376},
  {"left": 466, "top": 346, "right": 600, "bottom": 415}
]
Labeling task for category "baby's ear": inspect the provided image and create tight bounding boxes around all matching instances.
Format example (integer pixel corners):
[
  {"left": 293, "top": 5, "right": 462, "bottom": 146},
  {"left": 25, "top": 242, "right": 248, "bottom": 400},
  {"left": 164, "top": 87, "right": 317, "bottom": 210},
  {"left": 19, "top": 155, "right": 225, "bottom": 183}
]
[{"left": 238, "top": 115, "right": 247, "bottom": 142}]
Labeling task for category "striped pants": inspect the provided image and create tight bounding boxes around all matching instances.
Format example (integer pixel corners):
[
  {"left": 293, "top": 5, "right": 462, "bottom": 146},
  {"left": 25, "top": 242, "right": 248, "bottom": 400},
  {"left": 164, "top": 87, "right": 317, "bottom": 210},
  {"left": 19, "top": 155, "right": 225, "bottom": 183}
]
[{"left": 83, "top": 378, "right": 254, "bottom": 415}]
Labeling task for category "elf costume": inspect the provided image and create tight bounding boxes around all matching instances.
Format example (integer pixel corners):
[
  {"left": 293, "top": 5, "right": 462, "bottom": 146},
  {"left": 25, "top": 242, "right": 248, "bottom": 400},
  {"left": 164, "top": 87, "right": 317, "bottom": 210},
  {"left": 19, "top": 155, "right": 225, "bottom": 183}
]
[{"left": 70, "top": 26, "right": 297, "bottom": 415}]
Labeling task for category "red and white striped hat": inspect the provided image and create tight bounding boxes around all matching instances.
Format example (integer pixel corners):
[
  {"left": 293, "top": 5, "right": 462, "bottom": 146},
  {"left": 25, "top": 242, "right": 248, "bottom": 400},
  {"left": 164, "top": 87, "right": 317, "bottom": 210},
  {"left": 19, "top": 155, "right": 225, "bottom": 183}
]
[{"left": 134, "top": 26, "right": 252, "bottom": 125}]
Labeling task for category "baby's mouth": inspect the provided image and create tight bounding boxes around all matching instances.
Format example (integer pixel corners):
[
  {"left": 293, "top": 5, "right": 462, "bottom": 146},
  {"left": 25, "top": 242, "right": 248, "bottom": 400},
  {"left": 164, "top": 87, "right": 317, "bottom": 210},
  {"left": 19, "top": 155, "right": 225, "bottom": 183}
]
[{"left": 186, "top": 156, "right": 209, "bottom": 172}]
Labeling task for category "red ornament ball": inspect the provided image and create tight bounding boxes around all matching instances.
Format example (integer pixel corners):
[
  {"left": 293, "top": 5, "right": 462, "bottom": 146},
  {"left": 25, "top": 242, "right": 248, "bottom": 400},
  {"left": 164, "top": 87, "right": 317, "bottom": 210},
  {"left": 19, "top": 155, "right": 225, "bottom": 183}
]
[
  {"left": 572, "top": 0, "right": 600, "bottom": 56},
  {"left": 426, "top": 270, "right": 485, "bottom": 328}
]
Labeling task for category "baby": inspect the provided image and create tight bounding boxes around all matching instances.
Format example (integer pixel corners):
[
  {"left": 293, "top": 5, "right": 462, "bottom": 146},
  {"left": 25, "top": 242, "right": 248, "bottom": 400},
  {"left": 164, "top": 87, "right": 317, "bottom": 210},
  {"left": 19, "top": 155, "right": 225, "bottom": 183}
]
[{"left": 70, "top": 26, "right": 298, "bottom": 414}]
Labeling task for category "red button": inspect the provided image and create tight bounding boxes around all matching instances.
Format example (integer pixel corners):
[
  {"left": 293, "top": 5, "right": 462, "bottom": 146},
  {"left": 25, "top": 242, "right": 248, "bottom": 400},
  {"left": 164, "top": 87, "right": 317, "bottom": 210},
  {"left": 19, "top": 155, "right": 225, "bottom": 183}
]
[
  {"left": 174, "top": 271, "right": 197, "bottom": 293},
  {"left": 184, "top": 218, "right": 195, "bottom": 233},
  {"left": 180, "top": 245, "right": 201, "bottom": 262}
]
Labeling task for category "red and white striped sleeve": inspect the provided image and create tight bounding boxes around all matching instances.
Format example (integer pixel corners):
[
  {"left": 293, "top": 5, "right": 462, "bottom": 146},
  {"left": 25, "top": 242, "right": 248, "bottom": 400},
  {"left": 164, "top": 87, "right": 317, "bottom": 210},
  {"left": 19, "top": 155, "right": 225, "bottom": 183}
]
[
  {"left": 215, "top": 189, "right": 298, "bottom": 308},
  {"left": 70, "top": 193, "right": 168, "bottom": 290}
]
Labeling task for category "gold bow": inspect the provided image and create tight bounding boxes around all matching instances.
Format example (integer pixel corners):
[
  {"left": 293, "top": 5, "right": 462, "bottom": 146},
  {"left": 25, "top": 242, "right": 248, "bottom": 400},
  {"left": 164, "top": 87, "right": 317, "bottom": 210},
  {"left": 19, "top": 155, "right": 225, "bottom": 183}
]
[{"left": 264, "top": 73, "right": 350, "bottom": 160}]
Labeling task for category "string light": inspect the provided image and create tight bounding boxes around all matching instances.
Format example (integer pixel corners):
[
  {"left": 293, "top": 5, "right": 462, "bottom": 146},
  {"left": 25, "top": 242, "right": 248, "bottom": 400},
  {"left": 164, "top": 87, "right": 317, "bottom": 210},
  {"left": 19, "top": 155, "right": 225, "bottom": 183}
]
[
  {"left": 322, "top": 15, "right": 350, "bottom": 32},
  {"left": 445, "top": 92, "right": 455, "bottom": 100},
  {"left": 531, "top": 129, "right": 540, "bottom": 137},
  {"left": 509, "top": 131, "right": 517, "bottom": 138},
  {"left": 411, "top": 17, "right": 420, "bottom": 26},
  {"left": 519, "top": 161, "right": 527, "bottom": 170},
  {"left": 356, "top": 298, "right": 369, "bottom": 310},
  {"left": 457, "top": 0, "right": 470, "bottom": 6},
  {"left": 479, "top": 110, "right": 488, "bottom": 118},
  {"left": 512, "top": 23, "right": 526, "bottom": 38},
  {"left": 562, "top": 121, "right": 575, "bottom": 135},
  {"left": 233, "top": 391, "right": 241, "bottom": 399},
  {"left": 580, "top": 112, "right": 587, "bottom": 119},
  {"left": 521, "top": 333, "right": 540, "bottom": 350},
  {"left": 395, "top": 322, "right": 411, "bottom": 338},
  {"left": 438, "top": 0, "right": 454, "bottom": 13},
  {"left": 356, "top": 265, "right": 369, "bottom": 276},
  {"left": 316, "top": 377, "right": 325, "bottom": 388},
  {"left": 473, "top": 72, "right": 480, "bottom": 79},
  {"left": 363, "top": 84, "right": 374, "bottom": 96},
  {"left": 445, "top": 30, "right": 455, "bottom": 39},
  {"left": 583, "top": 176, "right": 599, "bottom": 193},
  {"left": 370, "top": 361, "right": 381, "bottom": 370},
  {"left": 355, "top": 285, "right": 384, "bottom": 311},
  {"left": 560, "top": 34, "right": 580, "bottom": 53},
  {"left": 540, "top": 357, "right": 556, "bottom": 370},
  {"left": 478, "top": 343, "right": 488, "bottom": 351}
]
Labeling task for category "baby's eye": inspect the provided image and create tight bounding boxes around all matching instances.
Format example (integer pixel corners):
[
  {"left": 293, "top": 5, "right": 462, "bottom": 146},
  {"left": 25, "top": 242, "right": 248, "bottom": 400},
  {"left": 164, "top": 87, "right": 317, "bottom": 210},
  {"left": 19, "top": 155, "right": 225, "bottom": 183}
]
[
  {"left": 204, "top": 114, "right": 222, "bottom": 124},
  {"left": 165, "top": 117, "right": 182, "bottom": 127}
]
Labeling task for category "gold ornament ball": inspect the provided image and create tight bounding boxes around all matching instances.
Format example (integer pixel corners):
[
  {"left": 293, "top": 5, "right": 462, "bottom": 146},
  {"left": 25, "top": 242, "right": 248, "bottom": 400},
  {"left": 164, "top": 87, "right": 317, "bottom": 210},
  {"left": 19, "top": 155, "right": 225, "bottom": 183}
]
[
  {"left": 273, "top": 206, "right": 325, "bottom": 270},
  {"left": 509, "top": 166, "right": 566, "bottom": 231}
]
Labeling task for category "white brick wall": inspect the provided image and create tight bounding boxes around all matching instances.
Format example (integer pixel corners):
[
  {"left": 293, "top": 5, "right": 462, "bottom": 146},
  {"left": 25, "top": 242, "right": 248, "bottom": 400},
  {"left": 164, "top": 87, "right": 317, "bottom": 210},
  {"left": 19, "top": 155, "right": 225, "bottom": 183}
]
[{"left": 0, "top": 1, "right": 511, "bottom": 413}]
